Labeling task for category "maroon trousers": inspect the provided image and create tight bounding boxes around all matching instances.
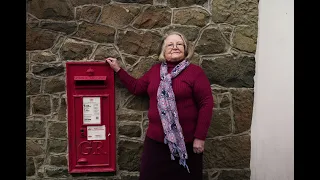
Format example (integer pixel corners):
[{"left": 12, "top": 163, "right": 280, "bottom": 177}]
[{"left": 139, "top": 136, "right": 203, "bottom": 180}]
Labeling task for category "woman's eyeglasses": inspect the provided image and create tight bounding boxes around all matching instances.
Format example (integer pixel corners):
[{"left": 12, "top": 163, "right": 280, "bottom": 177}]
[{"left": 166, "top": 42, "right": 185, "bottom": 49}]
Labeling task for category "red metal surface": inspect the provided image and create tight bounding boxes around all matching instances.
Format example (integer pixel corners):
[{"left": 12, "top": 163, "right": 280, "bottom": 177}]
[
  {"left": 74, "top": 76, "right": 107, "bottom": 80},
  {"left": 66, "top": 61, "right": 116, "bottom": 173}
]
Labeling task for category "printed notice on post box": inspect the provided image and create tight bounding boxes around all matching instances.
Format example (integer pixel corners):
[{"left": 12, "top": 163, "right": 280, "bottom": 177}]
[
  {"left": 87, "top": 125, "right": 106, "bottom": 140},
  {"left": 83, "top": 97, "right": 101, "bottom": 124}
]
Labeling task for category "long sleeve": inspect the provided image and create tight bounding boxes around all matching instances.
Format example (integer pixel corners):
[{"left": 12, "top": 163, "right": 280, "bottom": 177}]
[
  {"left": 192, "top": 70, "right": 214, "bottom": 140},
  {"left": 116, "top": 67, "right": 151, "bottom": 96}
]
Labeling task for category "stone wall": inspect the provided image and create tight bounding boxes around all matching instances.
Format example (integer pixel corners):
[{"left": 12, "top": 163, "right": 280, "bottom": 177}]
[{"left": 26, "top": 0, "right": 258, "bottom": 179}]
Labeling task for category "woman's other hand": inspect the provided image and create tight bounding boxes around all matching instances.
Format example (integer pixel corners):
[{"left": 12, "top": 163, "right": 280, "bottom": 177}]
[
  {"left": 193, "top": 138, "right": 205, "bottom": 154},
  {"left": 105, "top": 57, "right": 121, "bottom": 72}
]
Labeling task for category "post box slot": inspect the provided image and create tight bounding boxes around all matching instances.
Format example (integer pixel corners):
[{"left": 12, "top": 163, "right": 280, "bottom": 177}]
[
  {"left": 75, "top": 80, "right": 105, "bottom": 86},
  {"left": 74, "top": 76, "right": 107, "bottom": 87}
]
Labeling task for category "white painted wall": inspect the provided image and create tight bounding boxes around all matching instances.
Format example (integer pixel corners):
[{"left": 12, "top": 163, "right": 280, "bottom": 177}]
[{"left": 250, "top": 0, "right": 294, "bottom": 180}]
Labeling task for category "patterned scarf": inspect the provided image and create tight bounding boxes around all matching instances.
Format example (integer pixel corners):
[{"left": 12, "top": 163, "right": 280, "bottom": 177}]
[{"left": 157, "top": 59, "right": 191, "bottom": 173}]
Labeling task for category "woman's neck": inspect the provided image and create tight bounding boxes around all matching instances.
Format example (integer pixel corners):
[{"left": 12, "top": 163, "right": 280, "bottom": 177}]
[{"left": 165, "top": 59, "right": 184, "bottom": 66}]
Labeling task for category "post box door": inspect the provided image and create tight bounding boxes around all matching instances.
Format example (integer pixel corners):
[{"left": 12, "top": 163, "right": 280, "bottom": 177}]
[{"left": 74, "top": 95, "right": 111, "bottom": 167}]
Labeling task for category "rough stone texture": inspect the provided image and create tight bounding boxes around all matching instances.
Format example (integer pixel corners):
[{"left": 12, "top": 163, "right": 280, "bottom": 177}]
[
  {"left": 231, "top": 88, "right": 254, "bottom": 134},
  {"left": 76, "top": 5, "right": 102, "bottom": 23},
  {"left": 26, "top": 97, "right": 30, "bottom": 117},
  {"left": 123, "top": 55, "right": 139, "bottom": 65},
  {"left": 26, "top": 157, "right": 35, "bottom": 176},
  {"left": 130, "top": 56, "right": 159, "bottom": 78},
  {"left": 163, "top": 25, "right": 201, "bottom": 42},
  {"left": 45, "top": 167, "right": 69, "bottom": 177},
  {"left": 195, "top": 26, "right": 228, "bottom": 54},
  {"left": 173, "top": 7, "right": 210, "bottom": 27},
  {"left": 219, "top": 24, "right": 234, "bottom": 42},
  {"left": 117, "top": 109, "right": 142, "bottom": 122},
  {"left": 27, "top": 14, "right": 40, "bottom": 27},
  {"left": 116, "top": 88, "right": 132, "bottom": 107},
  {"left": 26, "top": 26, "right": 58, "bottom": 51},
  {"left": 31, "top": 51, "right": 57, "bottom": 63},
  {"left": 99, "top": 4, "right": 141, "bottom": 28},
  {"left": 133, "top": 6, "right": 171, "bottom": 29},
  {"left": 48, "top": 122, "right": 67, "bottom": 138},
  {"left": 26, "top": 120, "right": 46, "bottom": 138},
  {"left": 50, "top": 155, "right": 68, "bottom": 166},
  {"left": 201, "top": 54, "right": 255, "bottom": 88},
  {"left": 216, "top": 92, "right": 232, "bottom": 108},
  {"left": 70, "top": 0, "right": 111, "bottom": 6},
  {"left": 142, "top": 117, "right": 149, "bottom": 137},
  {"left": 58, "top": 98, "right": 67, "bottom": 121},
  {"left": 119, "top": 124, "right": 142, "bottom": 137},
  {"left": 209, "top": 170, "right": 220, "bottom": 179},
  {"left": 28, "top": 0, "right": 74, "bottom": 20},
  {"left": 43, "top": 76, "right": 66, "bottom": 93},
  {"left": 32, "top": 63, "right": 65, "bottom": 77},
  {"left": 124, "top": 95, "right": 149, "bottom": 111},
  {"left": 74, "top": 21, "right": 116, "bottom": 43},
  {"left": 118, "top": 140, "right": 143, "bottom": 171},
  {"left": 93, "top": 45, "right": 121, "bottom": 60},
  {"left": 60, "top": 38, "right": 94, "bottom": 60},
  {"left": 207, "top": 108, "right": 232, "bottom": 138},
  {"left": 26, "top": 74, "right": 41, "bottom": 95},
  {"left": 117, "top": 30, "right": 162, "bottom": 56},
  {"left": 26, "top": 139, "right": 45, "bottom": 156},
  {"left": 35, "top": 156, "right": 45, "bottom": 169},
  {"left": 52, "top": 96, "right": 60, "bottom": 113},
  {"left": 168, "top": 0, "right": 207, "bottom": 7},
  {"left": 48, "top": 139, "right": 67, "bottom": 153},
  {"left": 189, "top": 52, "right": 200, "bottom": 65},
  {"left": 203, "top": 171, "right": 209, "bottom": 180},
  {"left": 113, "top": 0, "right": 152, "bottom": 4},
  {"left": 32, "top": 95, "right": 51, "bottom": 115},
  {"left": 26, "top": 0, "right": 257, "bottom": 179},
  {"left": 217, "top": 170, "right": 251, "bottom": 180},
  {"left": 211, "top": 0, "right": 258, "bottom": 26},
  {"left": 121, "top": 175, "right": 139, "bottom": 180},
  {"left": 204, "top": 135, "right": 251, "bottom": 168},
  {"left": 40, "top": 21, "right": 78, "bottom": 35},
  {"left": 26, "top": 53, "right": 30, "bottom": 73},
  {"left": 51, "top": 36, "right": 67, "bottom": 54},
  {"left": 233, "top": 25, "right": 258, "bottom": 53}
]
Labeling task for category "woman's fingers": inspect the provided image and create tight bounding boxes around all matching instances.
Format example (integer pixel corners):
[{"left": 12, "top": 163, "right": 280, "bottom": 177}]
[
  {"left": 193, "top": 147, "right": 204, "bottom": 154},
  {"left": 105, "top": 57, "right": 120, "bottom": 72}
]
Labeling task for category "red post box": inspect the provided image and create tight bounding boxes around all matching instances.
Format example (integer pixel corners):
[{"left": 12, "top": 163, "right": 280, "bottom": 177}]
[{"left": 66, "top": 61, "right": 116, "bottom": 173}]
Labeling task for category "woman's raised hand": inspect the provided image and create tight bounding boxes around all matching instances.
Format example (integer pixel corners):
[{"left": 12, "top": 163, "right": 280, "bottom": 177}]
[{"left": 105, "top": 57, "right": 121, "bottom": 72}]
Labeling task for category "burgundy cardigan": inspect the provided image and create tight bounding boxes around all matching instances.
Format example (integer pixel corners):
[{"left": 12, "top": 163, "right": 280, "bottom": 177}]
[{"left": 117, "top": 61, "right": 214, "bottom": 143}]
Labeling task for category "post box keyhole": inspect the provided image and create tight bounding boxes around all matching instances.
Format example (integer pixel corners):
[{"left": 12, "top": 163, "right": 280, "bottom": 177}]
[{"left": 80, "top": 128, "right": 86, "bottom": 137}]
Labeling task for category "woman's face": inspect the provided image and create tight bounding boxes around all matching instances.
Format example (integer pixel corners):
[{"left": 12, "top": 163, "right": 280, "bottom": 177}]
[{"left": 164, "top": 34, "right": 186, "bottom": 62}]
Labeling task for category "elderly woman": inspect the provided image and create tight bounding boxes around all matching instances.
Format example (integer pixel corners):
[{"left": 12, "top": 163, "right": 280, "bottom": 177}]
[{"left": 106, "top": 31, "right": 214, "bottom": 180}]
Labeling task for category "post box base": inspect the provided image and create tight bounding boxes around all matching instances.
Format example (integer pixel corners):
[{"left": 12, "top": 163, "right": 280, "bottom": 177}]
[{"left": 69, "top": 167, "right": 116, "bottom": 174}]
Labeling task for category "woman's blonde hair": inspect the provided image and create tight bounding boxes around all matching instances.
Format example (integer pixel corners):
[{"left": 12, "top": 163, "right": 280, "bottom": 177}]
[{"left": 158, "top": 31, "right": 194, "bottom": 62}]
